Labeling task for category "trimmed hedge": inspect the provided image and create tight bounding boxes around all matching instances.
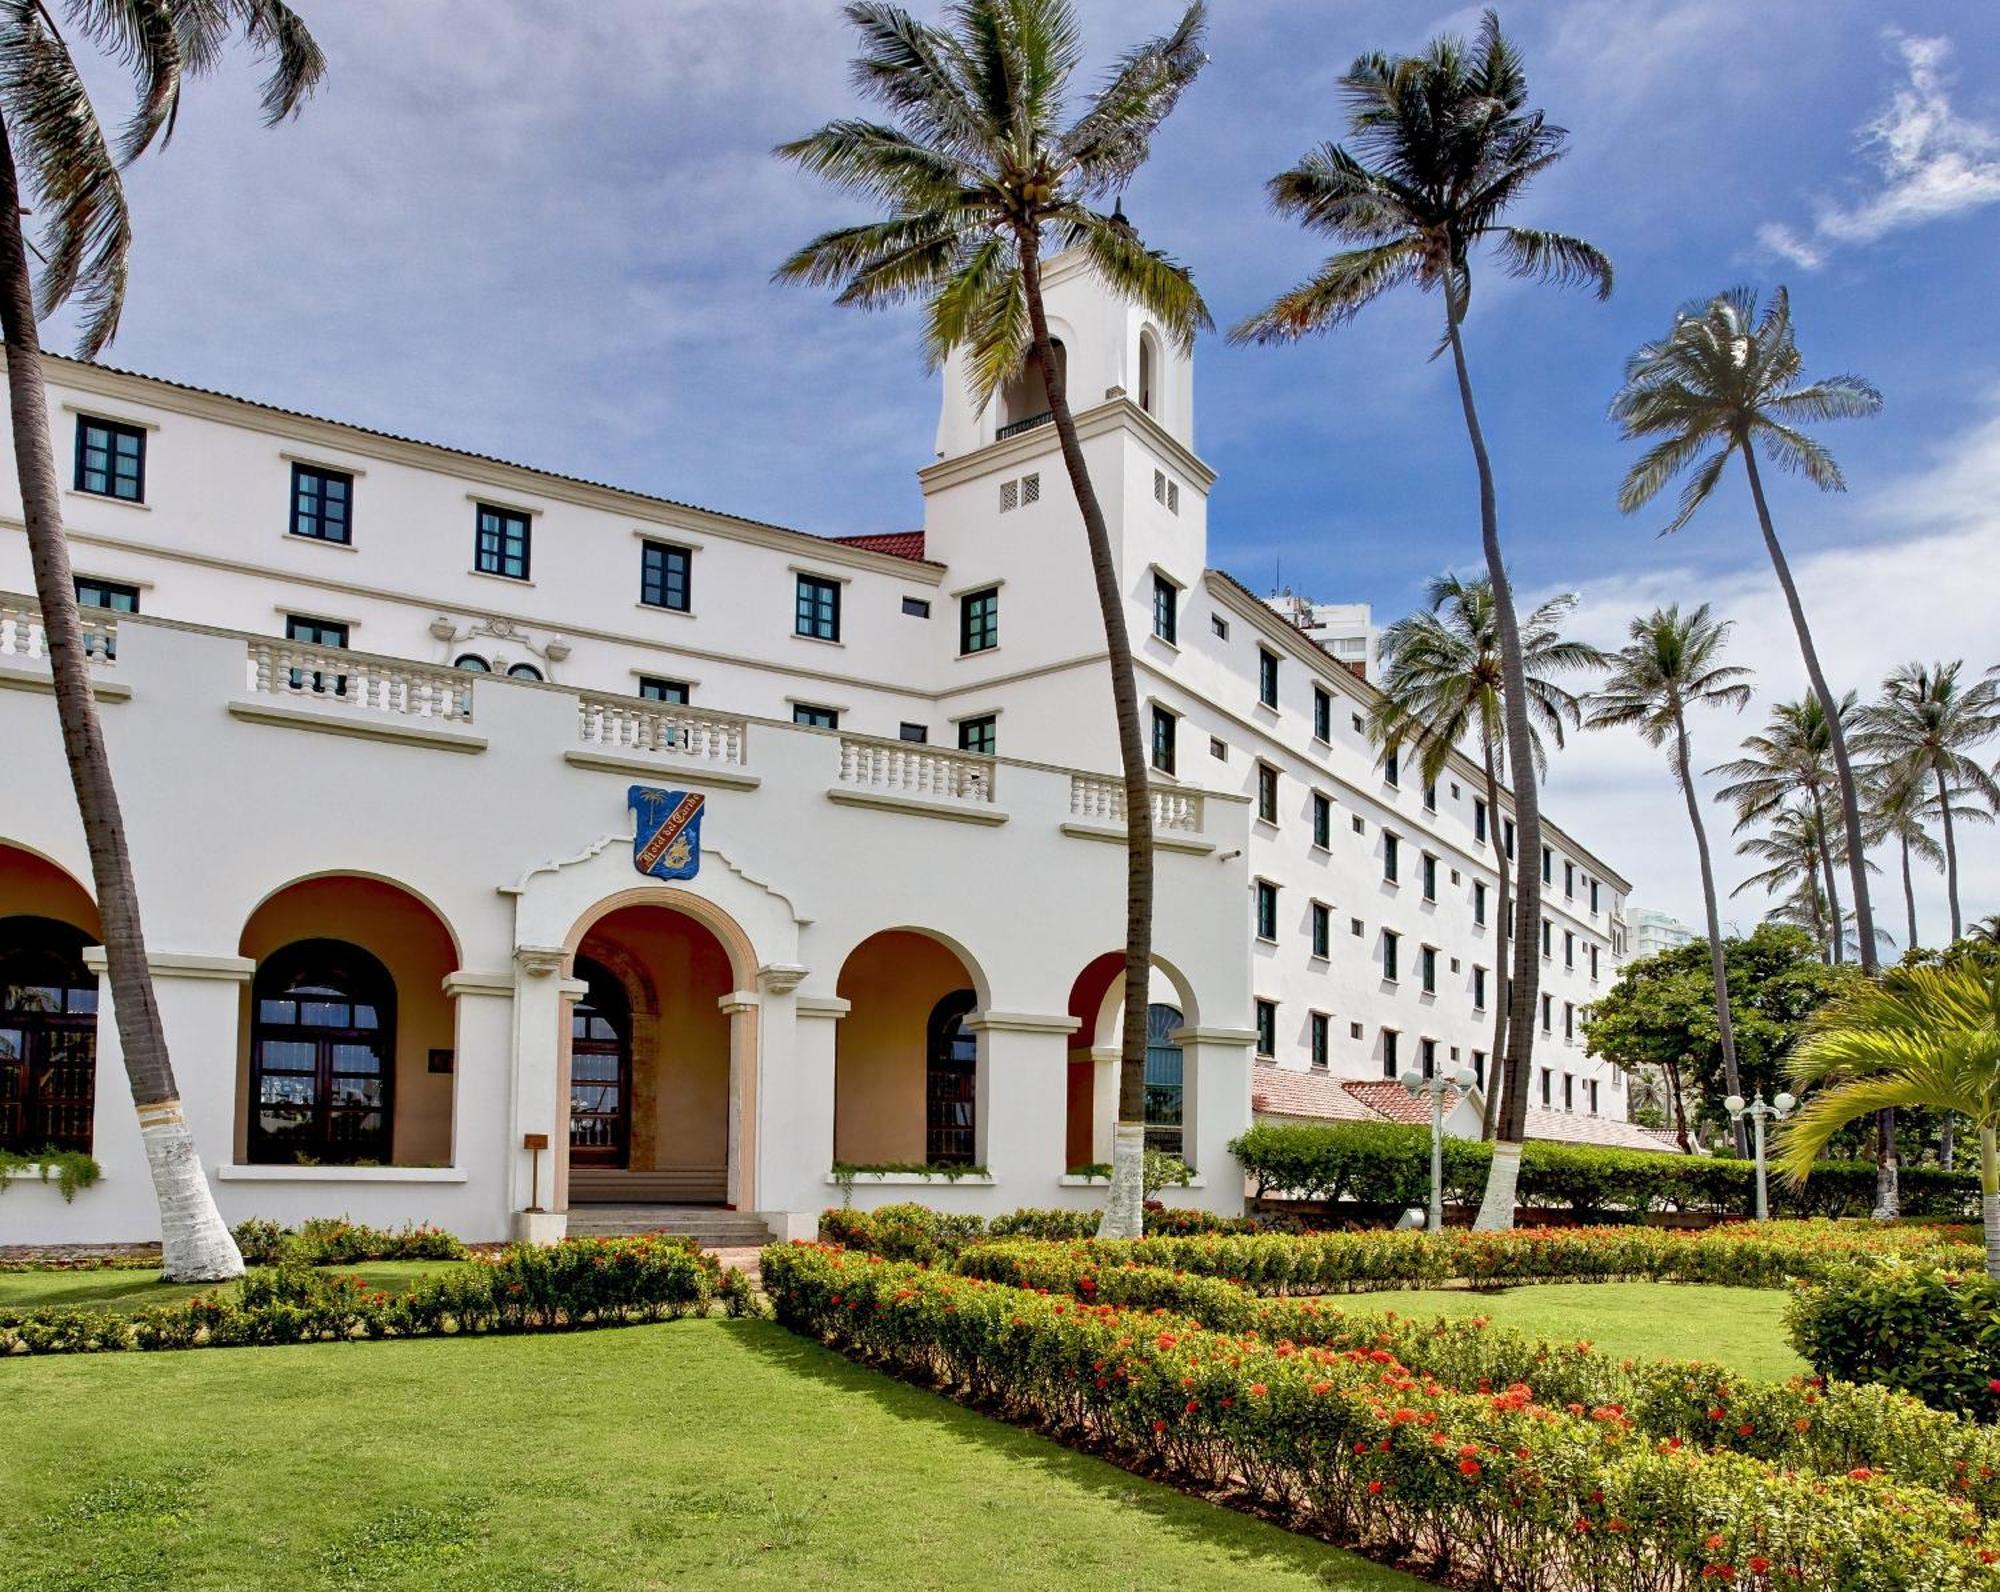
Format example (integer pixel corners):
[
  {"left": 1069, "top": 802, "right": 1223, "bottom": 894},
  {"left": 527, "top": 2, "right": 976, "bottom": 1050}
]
[
  {"left": 764, "top": 1243, "right": 2000, "bottom": 1588},
  {"left": 1013, "top": 1220, "right": 1985, "bottom": 1294},
  {"left": 1789, "top": 1261, "right": 2000, "bottom": 1419},
  {"left": 816, "top": 1201, "right": 1260, "bottom": 1264},
  {"left": 230, "top": 1216, "right": 469, "bottom": 1265},
  {"left": 0, "top": 1235, "right": 715, "bottom": 1355},
  {"left": 959, "top": 1239, "right": 2000, "bottom": 1511},
  {"left": 1230, "top": 1120, "right": 1982, "bottom": 1218}
]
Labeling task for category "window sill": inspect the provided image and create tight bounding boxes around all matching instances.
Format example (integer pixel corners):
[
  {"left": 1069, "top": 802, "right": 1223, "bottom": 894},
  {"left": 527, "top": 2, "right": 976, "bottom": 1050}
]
[
  {"left": 215, "top": 1164, "right": 467, "bottom": 1183},
  {"left": 66, "top": 489, "right": 149, "bottom": 511},
  {"left": 824, "top": 1170, "right": 995, "bottom": 1188},
  {"left": 1255, "top": 935, "right": 1278, "bottom": 947},
  {"left": 1146, "top": 634, "right": 1180, "bottom": 654},
  {"left": 286, "top": 531, "right": 358, "bottom": 552},
  {"left": 957, "top": 646, "right": 1001, "bottom": 661},
  {"left": 1254, "top": 818, "right": 1279, "bottom": 834},
  {"left": 468, "top": 568, "right": 533, "bottom": 587},
  {"left": 792, "top": 633, "right": 845, "bottom": 648},
  {"left": 636, "top": 601, "right": 695, "bottom": 620}
]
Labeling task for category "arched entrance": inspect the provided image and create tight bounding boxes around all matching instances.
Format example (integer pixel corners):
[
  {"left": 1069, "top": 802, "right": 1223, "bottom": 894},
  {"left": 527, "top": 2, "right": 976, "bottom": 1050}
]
[
  {"left": 834, "top": 930, "right": 986, "bottom": 1167},
  {"left": 567, "top": 902, "right": 733, "bottom": 1204},
  {"left": 0, "top": 916, "right": 99, "bottom": 1155},
  {"left": 1064, "top": 952, "right": 1201, "bottom": 1171}
]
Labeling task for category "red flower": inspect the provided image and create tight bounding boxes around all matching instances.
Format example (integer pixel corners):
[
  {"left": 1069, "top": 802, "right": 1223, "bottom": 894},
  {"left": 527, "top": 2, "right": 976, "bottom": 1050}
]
[
  {"left": 1458, "top": 1459, "right": 1481, "bottom": 1477},
  {"left": 1248, "top": 1382, "right": 1267, "bottom": 1397},
  {"left": 1367, "top": 1480, "right": 1384, "bottom": 1496},
  {"left": 1749, "top": 1557, "right": 1770, "bottom": 1576},
  {"left": 1151, "top": 1419, "right": 1167, "bottom": 1435}
]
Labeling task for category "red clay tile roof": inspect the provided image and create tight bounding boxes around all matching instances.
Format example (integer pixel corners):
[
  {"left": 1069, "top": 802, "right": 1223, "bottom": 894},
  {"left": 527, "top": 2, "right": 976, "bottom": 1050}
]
[
  {"left": 830, "top": 530, "right": 930, "bottom": 562},
  {"left": 1343, "top": 1079, "right": 1463, "bottom": 1125},
  {"left": 1522, "top": 1107, "right": 1689, "bottom": 1155},
  {"left": 1250, "top": 1064, "right": 1376, "bottom": 1121}
]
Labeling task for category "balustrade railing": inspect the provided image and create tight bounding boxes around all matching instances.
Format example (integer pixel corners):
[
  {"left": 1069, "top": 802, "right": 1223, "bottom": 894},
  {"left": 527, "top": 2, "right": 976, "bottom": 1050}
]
[
  {"left": 838, "top": 737, "right": 995, "bottom": 803},
  {"left": 245, "top": 639, "right": 474, "bottom": 720},
  {"left": 576, "top": 695, "right": 749, "bottom": 765},
  {"left": 0, "top": 594, "right": 120, "bottom": 664},
  {"left": 1068, "top": 774, "right": 1205, "bottom": 834}
]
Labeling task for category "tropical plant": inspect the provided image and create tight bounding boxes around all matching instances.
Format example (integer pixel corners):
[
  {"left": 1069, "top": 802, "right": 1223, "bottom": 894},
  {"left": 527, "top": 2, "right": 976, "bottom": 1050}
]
[
  {"left": 1854, "top": 660, "right": 2000, "bottom": 943},
  {"left": 1230, "top": 11, "right": 1611, "bottom": 1230},
  {"left": 1863, "top": 756, "right": 1947, "bottom": 953},
  {"left": 775, "top": 0, "right": 1210, "bottom": 1236},
  {"left": 1777, "top": 963, "right": 2000, "bottom": 1279},
  {"left": 1584, "top": 604, "right": 1753, "bottom": 1150},
  {"left": 0, "top": 1, "right": 324, "bottom": 1279},
  {"left": 1732, "top": 801, "right": 1868, "bottom": 961},
  {"left": 1367, "top": 574, "right": 1603, "bottom": 1137},
  {"left": 1710, "top": 693, "right": 1857, "bottom": 963},
  {"left": 1611, "top": 286, "right": 1883, "bottom": 988}
]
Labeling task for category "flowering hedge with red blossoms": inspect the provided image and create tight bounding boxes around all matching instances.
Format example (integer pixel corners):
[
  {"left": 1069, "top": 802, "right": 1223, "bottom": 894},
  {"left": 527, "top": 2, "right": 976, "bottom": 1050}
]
[
  {"left": 957, "top": 1239, "right": 2000, "bottom": 1514},
  {"left": 763, "top": 1243, "right": 2000, "bottom": 1590}
]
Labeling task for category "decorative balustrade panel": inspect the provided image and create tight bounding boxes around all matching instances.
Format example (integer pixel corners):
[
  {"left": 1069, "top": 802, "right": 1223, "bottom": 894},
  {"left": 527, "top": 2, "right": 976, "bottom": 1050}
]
[
  {"left": 838, "top": 738, "right": 996, "bottom": 803},
  {"left": 576, "top": 696, "right": 748, "bottom": 765},
  {"left": 0, "top": 596, "right": 119, "bottom": 664},
  {"left": 245, "top": 640, "right": 474, "bottom": 721},
  {"left": 1067, "top": 774, "right": 1205, "bottom": 834}
]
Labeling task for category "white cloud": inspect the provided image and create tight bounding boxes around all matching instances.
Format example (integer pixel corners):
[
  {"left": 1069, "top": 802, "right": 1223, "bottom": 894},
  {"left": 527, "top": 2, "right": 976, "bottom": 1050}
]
[
  {"left": 1759, "top": 31, "right": 2000, "bottom": 268},
  {"left": 1537, "top": 406, "right": 2000, "bottom": 948}
]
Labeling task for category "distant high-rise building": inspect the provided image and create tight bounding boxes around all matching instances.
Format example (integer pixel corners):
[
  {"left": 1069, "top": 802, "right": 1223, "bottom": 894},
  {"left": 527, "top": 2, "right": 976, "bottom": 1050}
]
[{"left": 1630, "top": 907, "right": 1699, "bottom": 960}]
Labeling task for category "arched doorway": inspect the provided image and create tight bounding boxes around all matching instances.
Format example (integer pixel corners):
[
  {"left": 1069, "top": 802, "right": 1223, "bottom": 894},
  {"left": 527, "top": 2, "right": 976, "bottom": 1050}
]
[
  {"left": 926, "top": 990, "right": 979, "bottom": 1166},
  {"left": 0, "top": 916, "right": 99, "bottom": 1155},
  {"left": 1144, "top": 1004, "right": 1184, "bottom": 1159},
  {"left": 1064, "top": 953, "right": 1201, "bottom": 1171},
  {"left": 247, "top": 939, "right": 395, "bottom": 1165},
  {"left": 834, "top": 930, "right": 985, "bottom": 1167},
  {"left": 568, "top": 955, "right": 631, "bottom": 1168}
]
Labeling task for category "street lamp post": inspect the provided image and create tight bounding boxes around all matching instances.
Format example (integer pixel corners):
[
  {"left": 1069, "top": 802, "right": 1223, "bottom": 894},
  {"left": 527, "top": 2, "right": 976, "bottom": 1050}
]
[
  {"left": 1724, "top": 1089, "right": 1796, "bottom": 1221},
  {"left": 1401, "top": 1065, "right": 1480, "bottom": 1233}
]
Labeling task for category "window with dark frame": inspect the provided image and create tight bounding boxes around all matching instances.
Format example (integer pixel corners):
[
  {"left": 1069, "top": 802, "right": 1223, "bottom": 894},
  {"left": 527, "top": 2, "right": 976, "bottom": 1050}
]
[
  {"left": 1424, "top": 782, "right": 1437, "bottom": 812},
  {"left": 1421, "top": 944, "right": 1437, "bottom": 994},
  {"left": 0, "top": 918, "right": 98, "bottom": 1155},
  {"left": 1383, "top": 749, "right": 1399, "bottom": 786},
  {"left": 1382, "top": 929, "right": 1399, "bottom": 983},
  {"left": 1151, "top": 706, "right": 1177, "bottom": 774},
  {"left": 474, "top": 503, "right": 531, "bottom": 580},
  {"left": 637, "top": 677, "right": 689, "bottom": 705},
  {"left": 640, "top": 539, "right": 692, "bottom": 612},
  {"left": 1313, "top": 687, "right": 1331, "bottom": 742},
  {"left": 1472, "top": 1049, "right": 1486, "bottom": 1089},
  {"left": 899, "top": 722, "right": 929, "bottom": 743},
  {"left": 1540, "top": 1067, "right": 1552, "bottom": 1106},
  {"left": 1474, "top": 879, "right": 1488, "bottom": 925},
  {"left": 792, "top": 703, "right": 839, "bottom": 729},
  {"left": 73, "top": 415, "right": 144, "bottom": 501},
  {"left": 247, "top": 938, "right": 394, "bottom": 1167},
  {"left": 1311, "top": 901, "right": 1330, "bottom": 958},
  {"left": 1590, "top": 944, "right": 1600, "bottom": 979},
  {"left": 1381, "top": 1028, "right": 1399, "bottom": 1079},
  {"left": 926, "top": 990, "right": 979, "bottom": 1165},
  {"left": 795, "top": 573, "right": 841, "bottom": 641},
  {"left": 1257, "top": 762, "right": 1278, "bottom": 824},
  {"left": 1474, "top": 798, "right": 1488, "bottom": 843},
  {"left": 1474, "top": 965, "right": 1487, "bottom": 1010},
  {"left": 290, "top": 462, "right": 353, "bottom": 543},
  {"left": 1310, "top": 1012, "right": 1329, "bottom": 1069},
  {"left": 902, "top": 595, "right": 931, "bottom": 618},
  {"left": 1590, "top": 879, "right": 1601, "bottom": 914},
  {"left": 284, "top": 614, "right": 349, "bottom": 696},
  {"left": 1257, "top": 647, "right": 1279, "bottom": 708},
  {"left": 1565, "top": 930, "right": 1576, "bottom": 968},
  {"left": 1422, "top": 852, "right": 1438, "bottom": 901},
  {"left": 1421, "top": 1036, "right": 1437, "bottom": 1078},
  {"left": 957, "top": 714, "right": 996, "bottom": 755},
  {"left": 1254, "top": 999, "right": 1276, "bottom": 1059},
  {"left": 1254, "top": 880, "right": 1278, "bottom": 941},
  {"left": 74, "top": 576, "right": 137, "bottom": 657},
  {"left": 1152, "top": 573, "right": 1177, "bottom": 644},
  {"left": 960, "top": 585, "right": 999, "bottom": 654},
  {"left": 1541, "top": 992, "right": 1553, "bottom": 1032},
  {"left": 1311, "top": 792, "right": 1331, "bottom": 849},
  {"left": 1382, "top": 831, "right": 1399, "bottom": 883},
  {"left": 1564, "top": 1001, "right": 1575, "bottom": 1040}
]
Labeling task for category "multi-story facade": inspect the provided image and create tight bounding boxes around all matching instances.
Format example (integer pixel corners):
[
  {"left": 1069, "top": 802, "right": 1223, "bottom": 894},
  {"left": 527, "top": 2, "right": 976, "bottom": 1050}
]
[
  {"left": 1630, "top": 907, "right": 1699, "bottom": 961},
  {"left": 0, "top": 250, "right": 1637, "bottom": 1247}
]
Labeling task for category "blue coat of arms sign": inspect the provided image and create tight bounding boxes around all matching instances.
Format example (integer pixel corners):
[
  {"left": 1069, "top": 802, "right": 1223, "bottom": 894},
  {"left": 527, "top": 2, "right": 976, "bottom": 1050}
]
[{"left": 629, "top": 786, "right": 705, "bottom": 881}]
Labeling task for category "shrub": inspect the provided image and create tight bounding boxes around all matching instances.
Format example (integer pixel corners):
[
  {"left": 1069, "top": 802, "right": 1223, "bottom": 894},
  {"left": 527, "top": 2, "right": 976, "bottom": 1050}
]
[
  {"left": 959, "top": 1239, "right": 2000, "bottom": 1512},
  {"left": 1789, "top": 1260, "right": 2000, "bottom": 1418},
  {"left": 230, "top": 1217, "right": 469, "bottom": 1266},
  {"left": 818, "top": 1202, "right": 1264, "bottom": 1261},
  {"left": 1229, "top": 1120, "right": 1982, "bottom": 1218},
  {"left": 0, "top": 1235, "right": 715, "bottom": 1356},
  {"left": 0, "top": 1146, "right": 102, "bottom": 1201},
  {"left": 764, "top": 1243, "right": 2000, "bottom": 1587}
]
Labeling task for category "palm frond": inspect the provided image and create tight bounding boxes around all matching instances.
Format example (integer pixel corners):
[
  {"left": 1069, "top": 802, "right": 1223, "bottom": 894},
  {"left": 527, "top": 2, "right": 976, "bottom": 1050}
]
[
  {"left": 1059, "top": 0, "right": 1205, "bottom": 194},
  {"left": 1491, "top": 226, "right": 1611, "bottom": 298},
  {"left": 1228, "top": 240, "right": 1419, "bottom": 345},
  {"left": 1062, "top": 206, "right": 1210, "bottom": 348}
]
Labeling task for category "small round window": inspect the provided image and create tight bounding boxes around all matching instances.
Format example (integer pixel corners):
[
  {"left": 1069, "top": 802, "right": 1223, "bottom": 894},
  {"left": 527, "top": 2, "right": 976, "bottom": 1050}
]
[
  {"left": 507, "top": 663, "right": 544, "bottom": 682},
  {"left": 452, "top": 654, "right": 490, "bottom": 672}
]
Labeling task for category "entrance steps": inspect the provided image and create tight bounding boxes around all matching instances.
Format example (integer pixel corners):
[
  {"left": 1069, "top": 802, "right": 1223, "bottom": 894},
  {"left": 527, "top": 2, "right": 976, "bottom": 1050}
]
[{"left": 565, "top": 1204, "right": 774, "bottom": 1249}]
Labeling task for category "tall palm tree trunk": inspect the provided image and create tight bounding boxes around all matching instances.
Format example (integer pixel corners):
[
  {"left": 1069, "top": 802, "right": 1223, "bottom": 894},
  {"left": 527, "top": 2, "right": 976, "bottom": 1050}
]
[
  {"left": 1809, "top": 784, "right": 1844, "bottom": 964},
  {"left": 1478, "top": 738, "right": 1510, "bottom": 1140},
  {"left": 1020, "top": 233, "right": 1153, "bottom": 1239},
  {"left": 1442, "top": 296, "right": 1539, "bottom": 1232},
  {"left": 0, "top": 117, "right": 242, "bottom": 1281},
  {"left": 1981, "top": 1127, "right": 1999, "bottom": 1282},
  {"left": 1673, "top": 708, "right": 1747, "bottom": 1157},
  {"left": 1899, "top": 830, "right": 1919, "bottom": 952},
  {"left": 1738, "top": 441, "right": 1893, "bottom": 1215},
  {"left": 1933, "top": 756, "right": 1962, "bottom": 942}
]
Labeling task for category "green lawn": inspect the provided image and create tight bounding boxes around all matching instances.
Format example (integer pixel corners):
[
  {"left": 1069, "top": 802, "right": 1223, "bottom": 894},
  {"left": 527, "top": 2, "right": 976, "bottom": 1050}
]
[
  {"left": 0, "top": 1260, "right": 469, "bottom": 1314},
  {"left": 0, "top": 1319, "right": 1421, "bottom": 1592},
  {"left": 1353, "top": 1282, "right": 1807, "bottom": 1381}
]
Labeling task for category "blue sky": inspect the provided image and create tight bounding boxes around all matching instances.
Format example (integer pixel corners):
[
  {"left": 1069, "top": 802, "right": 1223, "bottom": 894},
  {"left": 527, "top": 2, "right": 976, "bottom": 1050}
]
[{"left": 56, "top": 0, "right": 2000, "bottom": 942}]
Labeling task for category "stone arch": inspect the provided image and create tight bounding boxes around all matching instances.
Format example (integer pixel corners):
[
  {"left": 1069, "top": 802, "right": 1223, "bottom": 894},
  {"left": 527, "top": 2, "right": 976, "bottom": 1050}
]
[
  {"left": 833, "top": 928, "right": 986, "bottom": 1167},
  {"left": 562, "top": 885, "right": 757, "bottom": 992},
  {"left": 0, "top": 839, "right": 99, "bottom": 938},
  {"left": 240, "top": 868, "right": 463, "bottom": 967},
  {"left": 1063, "top": 950, "right": 1202, "bottom": 1169}
]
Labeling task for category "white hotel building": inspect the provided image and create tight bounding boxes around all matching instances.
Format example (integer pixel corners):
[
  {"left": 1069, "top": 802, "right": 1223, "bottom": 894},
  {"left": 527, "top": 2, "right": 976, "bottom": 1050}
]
[{"left": 0, "top": 252, "right": 1642, "bottom": 1247}]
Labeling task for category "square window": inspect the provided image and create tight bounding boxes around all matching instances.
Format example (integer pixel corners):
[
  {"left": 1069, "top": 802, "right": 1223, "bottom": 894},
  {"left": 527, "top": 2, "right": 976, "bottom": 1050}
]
[
  {"left": 1254, "top": 880, "right": 1278, "bottom": 942},
  {"left": 1351, "top": 814, "right": 1365, "bottom": 836},
  {"left": 474, "top": 503, "right": 531, "bottom": 580},
  {"left": 637, "top": 676, "right": 689, "bottom": 705},
  {"left": 290, "top": 463, "right": 353, "bottom": 543},
  {"left": 957, "top": 714, "right": 997, "bottom": 755},
  {"left": 959, "top": 586, "right": 999, "bottom": 654},
  {"left": 1209, "top": 736, "right": 1227, "bottom": 761},
  {"left": 1152, "top": 573, "right": 1178, "bottom": 645},
  {"left": 1258, "top": 648, "right": 1279, "bottom": 709},
  {"left": 640, "top": 540, "right": 692, "bottom": 612},
  {"left": 1000, "top": 478, "right": 1018, "bottom": 512},
  {"left": 1211, "top": 613, "right": 1229, "bottom": 640},
  {"left": 1254, "top": 999, "right": 1276, "bottom": 1060},
  {"left": 1350, "top": 1021, "right": 1364, "bottom": 1041},
  {"left": 1311, "top": 902, "right": 1330, "bottom": 959},
  {"left": 73, "top": 416, "right": 145, "bottom": 501},
  {"left": 902, "top": 595, "right": 931, "bottom": 618},
  {"left": 74, "top": 577, "right": 139, "bottom": 614},
  {"left": 795, "top": 574, "right": 841, "bottom": 641},
  {"left": 793, "top": 703, "right": 839, "bottom": 729},
  {"left": 898, "top": 721, "right": 929, "bottom": 744},
  {"left": 1150, "top": 706, "right": 1177, "bottom": 775},
  {"left": 1350, "top": 917, "right": 1364, "bottom": 938},
  {"left": 1351, "top": 713, "right": 1364, "bottom": 734}
]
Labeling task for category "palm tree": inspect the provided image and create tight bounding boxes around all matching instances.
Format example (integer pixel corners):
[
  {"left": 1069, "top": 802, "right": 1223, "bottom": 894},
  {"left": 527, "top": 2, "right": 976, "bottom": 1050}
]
[
  {"left": 1230, "top": 12, "right": 1610, "bottom": 1231},
  {"left": 1367, "top": 574, "right": 1603, "bottom": 1138},
  {"left": 1863, "top": 758, "right": 1946, "bottom": 953},
  {"left": 1710, "top": 694, "right": 1857, "bottom": 963},
  {"left": 0, "top": 3, "right": 323, "bottom": 1280},
  {"left": 1732, "top": 801, "right": 1862, "bottom": 962},
  {"left": 1611, "top": 288, "right": 1883, "bottom": 986},
  {"left": 1777, "top": 963, "right": 2000, "bottom": 1279},
  {"left": 776, "top": 0, "right": 1209, "bottom": 1237},
  {"left": 1854, "top": 661, "right": 2000, "bottom": 943},
  {"left": 1583, "top": 605, "right": 1754, "bottom": 1153}
]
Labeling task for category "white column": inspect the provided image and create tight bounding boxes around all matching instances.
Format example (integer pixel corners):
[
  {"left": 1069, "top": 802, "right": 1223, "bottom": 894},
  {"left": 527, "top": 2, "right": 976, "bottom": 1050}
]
[
  {"left": 1173, "top": 1024, "right": 1257, "bottom": 1216},
  {"left": 508, "top": 945, "right": 585, "bottom": 1236},
  {"left": 717, "top": 988, "right": 761, "bottom": 1212},
  {"left": 755, "top": 965, "right": 841, "bottom": 1241},
  {"left": 1089, "top": 1043, "right": 1119, "bottom": 1166},
  {"left": 442, "top": 970, "right": 515, "bottom": 1242},
  {"left": 966, "top": 1011, "right": 1081, "bottom": 1195}
]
